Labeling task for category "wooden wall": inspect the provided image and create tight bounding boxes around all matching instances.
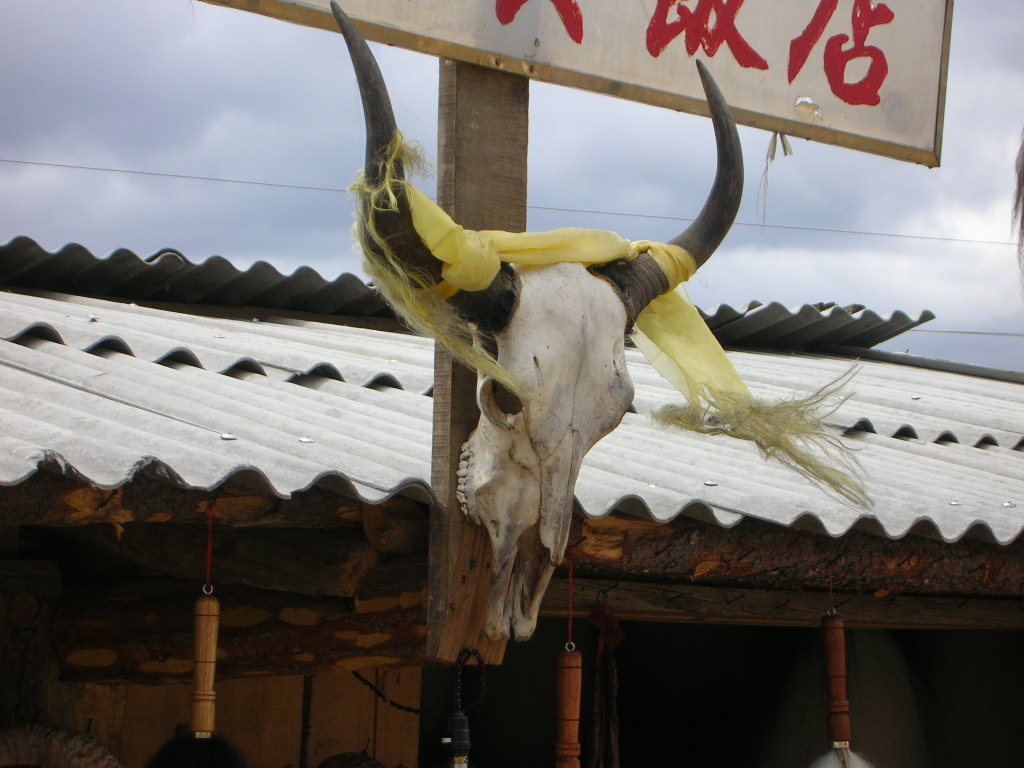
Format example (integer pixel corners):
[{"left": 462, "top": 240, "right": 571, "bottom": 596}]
[{"left": 51, "top": 667, "right": 421, "bottom": 768}]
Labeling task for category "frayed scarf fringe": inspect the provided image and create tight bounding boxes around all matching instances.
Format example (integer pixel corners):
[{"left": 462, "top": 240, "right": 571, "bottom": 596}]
[
  {"left": 350, "top": 133, "right": 530, "bottom": 400},
  {"left": 652, "top": 369, "right": 870, "bottom": 507},
  {"left": 809, "top": 748, "right": 876, "bottom": 768}
]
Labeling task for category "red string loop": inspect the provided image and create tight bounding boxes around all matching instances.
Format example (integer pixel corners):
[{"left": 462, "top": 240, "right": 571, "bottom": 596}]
[
  {"left": 204, "top": 504, "right": 215, "bottom": 593},
  {"left": 566, "top": 554, "right": 575, "bottom": 648}
]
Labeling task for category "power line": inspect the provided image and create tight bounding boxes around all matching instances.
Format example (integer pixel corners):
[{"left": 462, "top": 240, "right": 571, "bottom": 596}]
[
  {"left": 529, "top": 204, "right": 1017, "bottom": 247},
  {"left": 1, "top": 156, "right": 1018, "bottom": 248},
  {"left": 0, "top": 157, "right": 345, "bottom": 195},
  {"left": 907, "top": 329, "right": 1024, "bottom": 339}
]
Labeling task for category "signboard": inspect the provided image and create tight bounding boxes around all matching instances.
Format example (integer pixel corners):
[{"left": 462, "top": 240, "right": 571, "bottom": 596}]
[{"left": 204, "top": 0, "right": 953, "bottom": 166}]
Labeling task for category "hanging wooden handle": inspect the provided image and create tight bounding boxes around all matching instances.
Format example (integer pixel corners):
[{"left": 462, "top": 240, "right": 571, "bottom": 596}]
[
  {"left": 556, "top": 648, "right": 582, "bottom": 768},
  {"left": 821, "top": 613, "right": 852, "bottom": 748},
  {"left": 191, "top": 594, "right": 220, "bottom": 738}
]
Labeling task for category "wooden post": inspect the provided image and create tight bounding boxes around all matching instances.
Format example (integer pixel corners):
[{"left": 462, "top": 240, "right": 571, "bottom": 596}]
[{"left": 428, "top": 59, "right": 529, "bottom": 664}]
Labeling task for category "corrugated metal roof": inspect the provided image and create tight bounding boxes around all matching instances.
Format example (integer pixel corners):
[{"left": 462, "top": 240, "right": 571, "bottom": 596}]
[
  {"left": 1, "top": 238, "right": 933, "bottom": 350},
  {"left": 2, "top": 290, "right": 1021, "bottom": 544},
  {"left": 0, "top": 237, "right": 391, "bottom": 316}
]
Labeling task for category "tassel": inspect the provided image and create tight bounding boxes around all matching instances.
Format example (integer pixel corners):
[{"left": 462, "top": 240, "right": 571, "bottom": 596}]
[
  {"left": 808, "top": 613, "right": 874, "bottom": 768},
  {"left": 556, "top": 646, "right": 583, "bottom": 768},
  {"left": 808, "top": 750, "right": 875, "bottom": 768}
]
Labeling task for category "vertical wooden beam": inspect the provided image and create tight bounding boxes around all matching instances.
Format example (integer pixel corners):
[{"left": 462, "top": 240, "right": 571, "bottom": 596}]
[{"left": 428, "top": 60, "right": 529, "bottom": 664}]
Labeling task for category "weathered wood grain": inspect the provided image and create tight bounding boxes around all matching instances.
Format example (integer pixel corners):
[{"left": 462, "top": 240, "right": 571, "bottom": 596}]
[{"left": 428, "top": 59, "right": 529, "bottom": 664}]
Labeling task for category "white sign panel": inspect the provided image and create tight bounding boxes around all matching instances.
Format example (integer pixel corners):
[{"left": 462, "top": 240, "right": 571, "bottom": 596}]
[{"left": 205, "top": 0, "right": 953, "bottom": 166}]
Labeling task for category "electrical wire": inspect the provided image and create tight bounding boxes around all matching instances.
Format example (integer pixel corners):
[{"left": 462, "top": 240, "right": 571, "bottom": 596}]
[{"left": 1, "top": 156, "right": 1017, "bottom": 249}]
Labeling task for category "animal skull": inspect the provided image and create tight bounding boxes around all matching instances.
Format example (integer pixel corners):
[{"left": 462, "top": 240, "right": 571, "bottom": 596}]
[
  {"left": 457, "top": 263, "right": 633, "bottom": 639},
  {"left": 331, "top": 1, "right": 742, "bottom": 642}
]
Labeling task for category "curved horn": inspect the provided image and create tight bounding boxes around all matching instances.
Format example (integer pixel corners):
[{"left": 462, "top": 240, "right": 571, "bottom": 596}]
[
  {"left": 670, "top": 60, "right": 744, "bottom": 267},
  {"left": 331, "top": 2, "right": 517, "bottom": 331},
  {"left": 598, "top": 60, "right": 743, "bottom": 323},
  {"left": 331, "top": 2, "right": 437, "bottom": 278}
]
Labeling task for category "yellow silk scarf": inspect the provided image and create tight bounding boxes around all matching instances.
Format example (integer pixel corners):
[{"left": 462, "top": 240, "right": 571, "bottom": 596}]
[{"left": 406, "top": 183, "right": 753, "bottom": 405}]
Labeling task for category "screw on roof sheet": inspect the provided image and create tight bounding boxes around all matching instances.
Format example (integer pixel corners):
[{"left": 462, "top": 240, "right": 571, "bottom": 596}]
[
  {"left": 214, "top": 333, "right": 226, "bottom": 339},
  {"left": 87, "top": 314, "right": 98, "bottom": 323},
  {"left": 1003, "top": 501, "right": 1017, "bottom": 508},
  {"left": 704, "top": 480, "right": 719, "bottom": 487},
  {"left": 949, "top": 500, "right": 962, "bottom": 506},
  {"left": 299, "top": 437, "right": 314, "bottom": 443},
  {"left": 220, "top": 433, "right": 238, "bottom": 441},
  {"left": 911, "top": 395, "right": 922, "bottom": 400}
]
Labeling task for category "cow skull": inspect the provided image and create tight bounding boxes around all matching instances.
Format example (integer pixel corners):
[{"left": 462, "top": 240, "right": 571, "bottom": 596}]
[
  {"left": 458, "top": 262, "right": 633, "bottom": 639},
  {"left": 331, "top": 2, "right": 742, "bottom": 641}
]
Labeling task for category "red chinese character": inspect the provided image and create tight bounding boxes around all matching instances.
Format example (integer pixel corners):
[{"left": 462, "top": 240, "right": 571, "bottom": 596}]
[
  {"left": 789, "top": 0, "right": 895, "bottom": 106},
  {"left": 496, "top": 0, "right": 584, "bottom": 44},
  {"left": 647, "top": 0, "right": 768, "bottom": 70}
]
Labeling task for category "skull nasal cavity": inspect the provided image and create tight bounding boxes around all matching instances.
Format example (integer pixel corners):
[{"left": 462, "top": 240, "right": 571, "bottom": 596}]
[{"left": 481, "top": 377, "right": 523, "bottom": 417}]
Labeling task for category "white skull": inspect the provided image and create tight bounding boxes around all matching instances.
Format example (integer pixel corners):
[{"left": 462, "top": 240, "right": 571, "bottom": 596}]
[{"left": 457, "top": 262, "right": 634, "bottom": 640}]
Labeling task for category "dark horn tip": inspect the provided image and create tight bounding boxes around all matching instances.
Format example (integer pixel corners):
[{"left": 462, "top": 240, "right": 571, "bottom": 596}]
[{"left": 669, "top": 58, "right": 744, "bottom": 269}]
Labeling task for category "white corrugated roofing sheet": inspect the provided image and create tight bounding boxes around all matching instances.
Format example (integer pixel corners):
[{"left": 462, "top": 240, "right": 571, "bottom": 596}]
[{"left": 2, "top": 290, "right": 1022, "bottom": 543}]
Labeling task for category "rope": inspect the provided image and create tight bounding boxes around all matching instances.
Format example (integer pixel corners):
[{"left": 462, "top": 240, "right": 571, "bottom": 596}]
[
  {"left": 350, "top": 670, "right": 422, "bottom": 715},
  {"left": 454, "top": 648, "right": 486, "bottom": 713}
]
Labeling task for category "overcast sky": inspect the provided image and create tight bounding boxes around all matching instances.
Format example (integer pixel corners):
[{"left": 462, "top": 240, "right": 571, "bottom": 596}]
[{"left": 2, "top": 0, "right": 1022, "bottom": 371}]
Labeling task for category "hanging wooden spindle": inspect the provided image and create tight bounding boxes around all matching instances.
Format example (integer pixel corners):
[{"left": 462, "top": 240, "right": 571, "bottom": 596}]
[
  {"left": 149, "top": 510, "right": 249, "bottom": 768},
  {"left": 556, "top": 645, "right": 583, "bottom": 768},
  {"left": 556, "top": 554, "right": 582, "bottom": 768},
  {"left": 821, "top": 613, "right": 851, "bottom": 750},
  {"left": 809, "top": 612, "right": 874, "bottom": 768},
  {"left": 191, "top": 591, "right": 221, "bottom": 739}
]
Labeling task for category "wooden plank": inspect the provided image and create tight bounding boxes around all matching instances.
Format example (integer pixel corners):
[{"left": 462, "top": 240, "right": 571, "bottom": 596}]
[
  {"left": 308, "top": 672, "right": 377, "bottom": 763},
  {"left": 200, "top": 0, "right": 951, "bottom": 166},
  {"left": 542, "top": 577, "right": 1024, "bottom": 631},
  {"left": 427, "top": 59, "right": 529, "bottom": 664},
  {"left": 0, "top": 592, "right": 58, "bottom": 728},
  {"left": 50, "top": 682, "right": 128, "bottom": 759},
  {"left": 0, "top": 560, "right": 62, "bottom": 596},
  {"left": 117, "top": 683, "right": 189, "bottom": 767},
  {"left": 54, "top": 580, "right": 427, "bottom": 682},
  {"left": 372, "top": 666, "right": 421, "bottom": 768},
  {"left": 307, "top": 665, "right": 420, "bottom": 766},
  {"left": 218, "top": 676, "right": 304, "bottom": 767},
  {"left": 58, "top": 524, "right": 381, "bottom": 598},
  {"left": 566, "top": 514, "right": 1024, "bottom": 598},
  {"left": 0, "top": 471, "right": 419, "bottom": 528},
  {"left": 116, "top": 677, "right": 303, "bottom": 768}
]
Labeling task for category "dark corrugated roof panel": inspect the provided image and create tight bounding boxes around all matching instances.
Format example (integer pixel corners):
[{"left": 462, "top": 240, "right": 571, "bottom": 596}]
[
  {"left": 1, "top": 238, "right": 933, "bottom": 349},
  {"left": 0, "top": 236, "right": 390, "bottom": 316},
  {"left": 2, "top": 291, "right": 1021, "bottom": 544}
]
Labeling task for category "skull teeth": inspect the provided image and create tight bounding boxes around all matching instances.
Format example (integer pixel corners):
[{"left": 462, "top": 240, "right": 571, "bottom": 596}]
[{"left": 456, "top": 441, "right": 472, "bottom": 517}]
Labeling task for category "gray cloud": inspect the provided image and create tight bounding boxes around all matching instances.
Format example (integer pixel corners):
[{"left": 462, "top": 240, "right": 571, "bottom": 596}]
[{"left": 1, "top": 0, "right": 1021, "bottom": 370}]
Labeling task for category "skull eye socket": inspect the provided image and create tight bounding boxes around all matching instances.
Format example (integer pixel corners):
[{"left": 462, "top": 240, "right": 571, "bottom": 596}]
[{"left": 478, "top": 377, "right": 523, "bottom": 428}]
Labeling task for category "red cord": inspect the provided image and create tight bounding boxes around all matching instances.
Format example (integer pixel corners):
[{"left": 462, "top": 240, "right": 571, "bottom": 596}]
[
  {"left": 827, "top": 562, "right": 835, "bottom": 613},
  {"left": 205, "top": 505, "right": 214, "bottom": 590},
  {"left": 567, "top": 554, "right": 574, "bottom": 647}
]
